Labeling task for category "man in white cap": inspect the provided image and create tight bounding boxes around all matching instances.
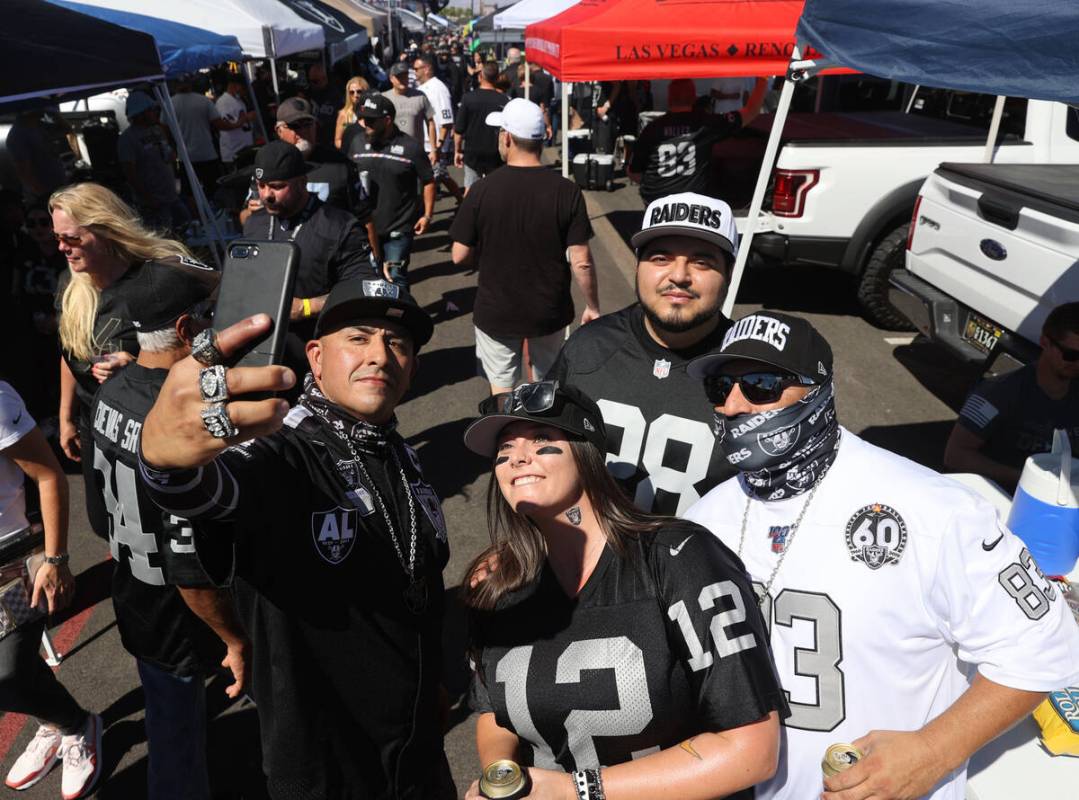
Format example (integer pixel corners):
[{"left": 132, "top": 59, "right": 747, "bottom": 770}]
[
  {"left": 548, "top": 192, "right": 738, "bottom": 515},
  {"left": 450, "top": 98, "right": 599, "bottom": 396}
]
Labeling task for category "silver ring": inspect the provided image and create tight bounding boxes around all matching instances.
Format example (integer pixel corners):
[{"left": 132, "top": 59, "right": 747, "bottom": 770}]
[
  {"left": 201, "top": 402, "right": 238, "bottom": 439},
  {"left": 198, "top": 365, "right": 229, "bottom": 404},
  {"left": 191, "top": 328, "right": 224, "bottom": 367}
]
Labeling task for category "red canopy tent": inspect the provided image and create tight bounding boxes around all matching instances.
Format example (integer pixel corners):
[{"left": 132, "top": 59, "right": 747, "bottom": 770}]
[{"left": 525, "top": 0, "right": 839, "bottom": 81}]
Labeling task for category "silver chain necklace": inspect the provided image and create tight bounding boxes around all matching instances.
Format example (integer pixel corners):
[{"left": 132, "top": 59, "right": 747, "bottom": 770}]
[
  {"left": 736, "top": 479, "right": 822, "bottom": 604},
  {"left": 307, "top": 404, "right": 426, "bottom": 613}
]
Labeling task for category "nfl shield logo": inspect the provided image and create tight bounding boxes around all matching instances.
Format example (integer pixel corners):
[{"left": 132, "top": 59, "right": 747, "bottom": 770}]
[{"left": 653, "top": 359, "right": 671, "bottom": 379}]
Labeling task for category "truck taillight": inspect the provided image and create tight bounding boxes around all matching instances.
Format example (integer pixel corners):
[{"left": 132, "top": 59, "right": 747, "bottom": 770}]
[
  {"left": 772, "top": 169, "right": 819, "bottom": 217},
  {"left": 906, "top": 195, "right": 923, "bottom": 251}
]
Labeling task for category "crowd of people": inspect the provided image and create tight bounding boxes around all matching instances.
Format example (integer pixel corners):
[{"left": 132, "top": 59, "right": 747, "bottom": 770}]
[{"left": 1, "top": 22, "right": 1078, "bottom": 800}]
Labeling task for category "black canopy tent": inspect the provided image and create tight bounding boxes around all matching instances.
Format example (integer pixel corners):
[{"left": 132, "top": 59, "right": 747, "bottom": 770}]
[{"left": 0, "top": 0, "right": 164, "bottom": 107}]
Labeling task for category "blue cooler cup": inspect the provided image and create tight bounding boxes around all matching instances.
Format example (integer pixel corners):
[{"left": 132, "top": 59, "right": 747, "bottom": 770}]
[{"left": 1006, "top": 429, "right": 1079, "bottom": 576}]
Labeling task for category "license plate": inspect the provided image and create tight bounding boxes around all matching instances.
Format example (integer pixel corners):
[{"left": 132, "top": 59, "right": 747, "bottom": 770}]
[{"left": 962, "top": 313, "right": 1002, "bottom": 354}]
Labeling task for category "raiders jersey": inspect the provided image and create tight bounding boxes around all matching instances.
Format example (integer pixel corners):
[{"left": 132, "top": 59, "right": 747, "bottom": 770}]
[
  {"left": 140, "top": 405, "right": 452, "bottom": 799},
  {"left": 470, "top": 522, "right": 789, "bottom": 790},
  {"left": 630, "top": 110, "right": 742, "bottom": 204},
  {"left": 87, "top": 365, "right": 221, "bottom": 676},
  {"left": 685, "top": 429, "right": 1079, "bottom": 800},
  {"left": 549, "top": 304, "right": 734, "bottom": 516}
]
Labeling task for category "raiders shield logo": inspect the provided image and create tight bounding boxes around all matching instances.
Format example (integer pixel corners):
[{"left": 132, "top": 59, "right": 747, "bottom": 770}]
[
  {"left": 653, "top": 359, "right": 671, "bottom": 379},
  {"left": 758, "top": 424, "right": 800, "bottom": 457},
  {"left": 255, "top": 167, "right": 264, "bottom": 179},
  {"left": 411, "top": 482, "right": 448, "bottom": 543},
  {"left": 845, "top": 503, "right": 908, "bottom": 570},
  {"left": 311, "top": 506, "right": 358, "bottom": 564}
]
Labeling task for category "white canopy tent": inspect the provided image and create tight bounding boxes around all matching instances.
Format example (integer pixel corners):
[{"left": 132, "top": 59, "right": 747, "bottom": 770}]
[
  {"left": 68, "top": 0, "right": 325, "bottom": 59},
  {"left": 494, "top": 0, "right": 579, "bottom": 31}
]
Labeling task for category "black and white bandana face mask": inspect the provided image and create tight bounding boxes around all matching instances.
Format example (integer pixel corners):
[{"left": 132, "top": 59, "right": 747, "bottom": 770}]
[{"left": 714, "top": 380, "right": 841, "bottom": 501}]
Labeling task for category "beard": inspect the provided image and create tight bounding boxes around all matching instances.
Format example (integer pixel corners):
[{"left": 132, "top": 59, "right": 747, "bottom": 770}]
[
  {"left": 637, "top": 284, "right": 722, "bottom": 334},
  {"left": 294, "top": 137, "right": 314, "bottom": 155}
]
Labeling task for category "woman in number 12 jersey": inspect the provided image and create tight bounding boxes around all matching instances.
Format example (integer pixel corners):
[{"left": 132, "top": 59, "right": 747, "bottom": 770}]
[{"left": 461, "top": 381, "right": 790, "bottom": 799}]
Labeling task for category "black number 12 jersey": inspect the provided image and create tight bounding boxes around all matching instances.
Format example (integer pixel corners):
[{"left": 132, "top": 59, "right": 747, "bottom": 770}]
[{"left": 470, "top": 522, "right": 789, "bottom": 788}]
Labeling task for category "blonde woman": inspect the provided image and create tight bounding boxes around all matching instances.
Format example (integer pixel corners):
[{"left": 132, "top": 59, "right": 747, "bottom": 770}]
[
  {"left": 334, "top": 76, "right": 370, "bottom": 150},
  {"left": 50, "top": 183, "right": 194, "bottom": 473}
]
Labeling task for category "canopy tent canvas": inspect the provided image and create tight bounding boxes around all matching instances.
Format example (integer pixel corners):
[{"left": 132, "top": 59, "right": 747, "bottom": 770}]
[
  {"left": 396, "top": 8, "right": 429, "bottom": 33},
  {"left": 322, "top": 0, "right": 387, "bottom": 37},
  {"left": 278, "top": 0, "right": 369, "bottom": 63},
  {"left": 50, "top": 1, "right": 244, "bottom": 76},
  {"left": 0, "top": 0, "right": 163, "bottom": 106},
  {"left": 61, "top": 0, "right": 325, "bottom": 59},
  {"left": 797, "top": 0, "right": 1079, "bottom": 105},
  {"left": 495, "top": 0, "right": 579, "bottom": 31},
  {"left": 526, "top": 0, "right": 841, "bottom": 81}
]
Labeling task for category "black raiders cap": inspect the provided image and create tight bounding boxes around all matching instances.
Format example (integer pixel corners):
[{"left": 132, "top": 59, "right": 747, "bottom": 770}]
[
  {"left": 356, "top": 93, "right": 396, "bottom": 120},
  {"left": 630, "top": 192, "right": 739, "bottom": 261},
  {"left": 252, "top": 140, "right": 313, "bottom": 182},
  {"left": 687, "top": 311, "right": 833, "bottom": 383},
  {"left": 126, "top": 257, "right": 219, "bottom": 332},
  {"left": 463, "top": 382, "right": 607, "bottom": 458},
  {"left": 314, "top": 278, "right": 434, "bottom": 346}
]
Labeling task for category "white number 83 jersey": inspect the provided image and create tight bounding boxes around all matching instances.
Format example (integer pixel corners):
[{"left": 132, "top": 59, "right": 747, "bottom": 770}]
[{"left": 685, "top": 429, "right": 1079, "bottom": 800}]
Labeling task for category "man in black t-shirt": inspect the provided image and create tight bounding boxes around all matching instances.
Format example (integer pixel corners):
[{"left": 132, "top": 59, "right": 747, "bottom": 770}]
[
  {"left": 138, "top": 280, "right": 453, "bottom": 800},
  {"left": 450, "top": 98, "right": 599, "bottom": 395},
  {"left": 88, "top": 259, "right": 247, "bottom": 800},
  {"left": 453, "top": 62, "right": 508, "bottom": 190},
  {"left": 629, "top": 78, "right": 766, "bottom": 205},
  {"left": 349, "top": 93, "right": 435, "bottom": 290},
  {"left": 549, "top": 192, "right": 740, "bottom": 515},
  {"left": 945, "top": 302, "right": 1079, "bottom": 491},
  {"left": 243, "top": 141, "right": 375, "bottom": 395}
]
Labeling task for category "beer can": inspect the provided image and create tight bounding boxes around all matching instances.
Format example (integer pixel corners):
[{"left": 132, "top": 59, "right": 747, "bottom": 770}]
[
  {"left": 821, "top": 743, "right": 863, "bottom": 778},
  {"left": 478, "top": 759, "right": 531, "bottom": 800}
]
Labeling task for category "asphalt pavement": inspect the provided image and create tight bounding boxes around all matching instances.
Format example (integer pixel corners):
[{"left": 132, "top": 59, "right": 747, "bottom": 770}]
[{"left": 3, "top": 158, "right": 984, "bottom": 799}]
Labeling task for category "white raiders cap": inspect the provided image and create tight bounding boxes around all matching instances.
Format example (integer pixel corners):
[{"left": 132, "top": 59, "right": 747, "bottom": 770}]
[
  {"left": 486, "top": 98, "right": 546, "bottom": 140},
  {"left": 630, "top": 192, "right": 738, "bottom": 261}
]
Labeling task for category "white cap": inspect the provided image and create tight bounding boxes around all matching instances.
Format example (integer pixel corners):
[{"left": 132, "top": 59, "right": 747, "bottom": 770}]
[
  {"left": 630, "top": 192, "right": 739, "bottom": 261},
  {"left": 485, "top": 98, "right": 546, "bottom": 140}
]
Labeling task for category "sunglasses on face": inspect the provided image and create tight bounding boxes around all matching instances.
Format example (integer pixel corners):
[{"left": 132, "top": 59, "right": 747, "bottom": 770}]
[
  {"left": 26, "top": 218, "right": 51, "bottom": 229},
  {"left": 1050, "top": 338, "right": 1079, "bottom": 362},
  {"left": 53, "top": 231, "right": 84, "bottom": 247},
  {"left": 348, "top": 88, "right": 364, "bottom": 95},
  {"left": 287, "top": 120, "right": 314, "bottom": 132},
  {"left": 479, "top": 380, "right": 560, "bottom": 416},
  {"left": 704, "top": 372, "right": 813, "bottom": 406}
]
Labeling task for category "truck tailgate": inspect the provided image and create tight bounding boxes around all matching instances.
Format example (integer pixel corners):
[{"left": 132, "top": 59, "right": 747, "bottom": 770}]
[{"left": 907, "top": 165, "right": 1079, "bottom": 343}]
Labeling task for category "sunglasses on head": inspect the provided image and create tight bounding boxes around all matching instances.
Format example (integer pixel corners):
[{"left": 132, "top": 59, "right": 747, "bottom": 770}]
[
  {"left": 704, "top": 371, "right": 813, "bottom": 406},
  {"left": 479, "top": 380, "right": 559, "bottom": 416},
  {"left": 1050, "top": 338, "right": 1079, "bottom": 362}
]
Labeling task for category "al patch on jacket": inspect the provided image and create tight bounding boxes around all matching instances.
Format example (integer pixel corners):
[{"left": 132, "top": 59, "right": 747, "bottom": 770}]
[
  {"left": 312, "top": 505, "right": 358, "bottom": 564},
  {"left": 845, "top": 503, "right": 908, "bottom": 570}
]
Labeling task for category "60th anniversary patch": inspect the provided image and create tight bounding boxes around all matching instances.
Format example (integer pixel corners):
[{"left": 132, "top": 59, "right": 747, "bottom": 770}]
[{"left": 845, "top": 503, "right": 908, "bottom": 570}]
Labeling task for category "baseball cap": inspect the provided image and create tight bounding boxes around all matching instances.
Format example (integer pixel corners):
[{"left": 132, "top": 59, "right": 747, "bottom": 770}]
[
  {"left": 252, "top": 140, "right": 313, "bottom": 182},
  {"left": 125, "top": 90, "right": 158, "bottom": 118},
  {"left": 686, "top": 311, "right": 833, "bottom": 383},
  {"left": 356, "top": 93, "right": 396, "bottom": 120},
  {"left": 630, "top": 192, "right": 739, "bottom": 261},
  {"left": 276, "top": 96, "right": 316, "bottom": 125},
  {"left": 314, "top": 278, "right": 434, "bottom": 346},
  {"left": 485, "top": 98, "right": 545, "bottom": 140},
  {"left": 389, "top": 62, "right": 411, "bottom": 79},
  {"left": 126, "top": 257, "right": 219, "bottom": 332},
  {"left": 463, "top": 382, "right": 607, "bottom": 458}
]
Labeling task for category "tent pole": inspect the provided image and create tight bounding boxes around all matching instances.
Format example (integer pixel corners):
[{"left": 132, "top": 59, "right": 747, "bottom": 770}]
[
  {"left": 722, "top": 58, "right": 799, "bottom": 318},
  {"left": 244, "top": 62, "right": 270, "bottom": 144},
  {"left": 983, "top": 95, "right": 1006, "bottom": 163},
  {"left": 153, "top": 84, "right": 224, "bottom": 270},
  {"left": 562, "top": 81, "right": 570, "bottom": 179}
]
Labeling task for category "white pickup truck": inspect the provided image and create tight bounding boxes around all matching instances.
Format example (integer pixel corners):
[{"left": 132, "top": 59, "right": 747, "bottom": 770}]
[
  {"left": 890, "top": 161, "right": 1079, "bottom": 368},
  {"left": 718, "top": 85, "right": 1079, "bottom": 328}
]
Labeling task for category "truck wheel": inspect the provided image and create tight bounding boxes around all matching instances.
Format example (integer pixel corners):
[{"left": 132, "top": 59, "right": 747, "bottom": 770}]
[{"left": 857, "top": 224, "right": 916, "bottom": 331}]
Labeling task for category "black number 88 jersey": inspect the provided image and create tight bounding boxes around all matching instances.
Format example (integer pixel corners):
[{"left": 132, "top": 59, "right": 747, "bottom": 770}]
[{"left": 469, "top": 522, "right": 789, "bottom": 783}]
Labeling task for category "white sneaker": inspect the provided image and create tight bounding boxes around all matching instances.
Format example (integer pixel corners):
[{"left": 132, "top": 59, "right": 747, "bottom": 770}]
[
  {"left": 58, "top": 714, "right": 103, "bottom": 800},
  {"left": 4, "top": 725, "right": 62, "bottom": 790}
]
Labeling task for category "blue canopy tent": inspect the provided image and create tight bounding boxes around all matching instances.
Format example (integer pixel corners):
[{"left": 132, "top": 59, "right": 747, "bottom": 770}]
[
  {"left": 50, "top": 1, "right": 244, "bottom": 76},
  {"left": 796, "top": 0, "right": 1079, "bottom": 105},
  {"left": 724, "top": 0, "right": 1079, "bottom": 316}
]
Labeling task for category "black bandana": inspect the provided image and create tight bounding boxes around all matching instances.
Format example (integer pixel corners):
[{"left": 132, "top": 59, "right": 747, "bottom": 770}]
[
  {"left": 715, "top": 381, "right": 841, "bottom": 501},
  {"left": 296, "top": 372, "right": 397, "bottom": 455}
]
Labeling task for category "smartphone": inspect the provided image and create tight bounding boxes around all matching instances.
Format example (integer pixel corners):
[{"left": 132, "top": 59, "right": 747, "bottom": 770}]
[{"left": 214, "top": 240, "right": 299, "bottom": 370}]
